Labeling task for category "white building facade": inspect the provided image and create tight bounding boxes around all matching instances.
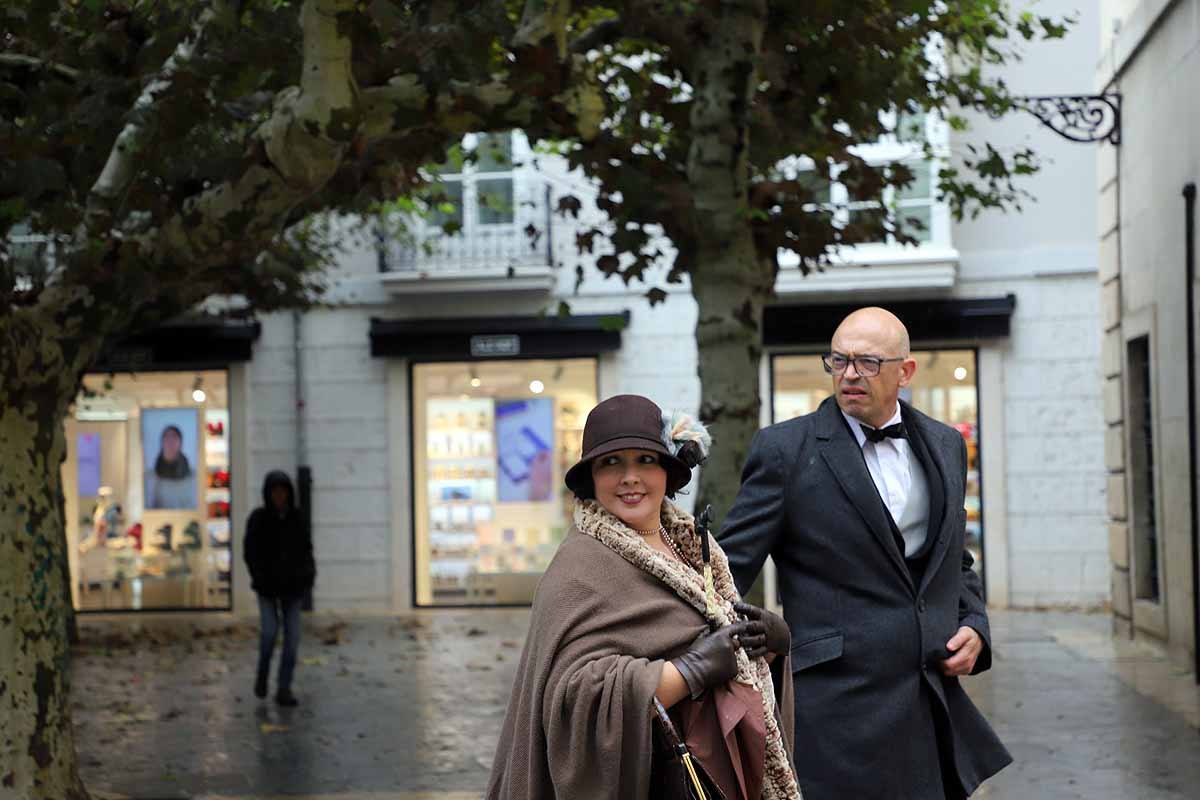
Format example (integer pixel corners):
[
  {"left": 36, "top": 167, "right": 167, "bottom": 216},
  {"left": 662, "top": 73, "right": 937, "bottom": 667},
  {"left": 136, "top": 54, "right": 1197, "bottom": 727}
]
[
  {"left": 61, "top": 2, "right": 1110, "bottom": 616},
  {"left": 1096, "top": 0, "right": 1200, "bottom": 670}
]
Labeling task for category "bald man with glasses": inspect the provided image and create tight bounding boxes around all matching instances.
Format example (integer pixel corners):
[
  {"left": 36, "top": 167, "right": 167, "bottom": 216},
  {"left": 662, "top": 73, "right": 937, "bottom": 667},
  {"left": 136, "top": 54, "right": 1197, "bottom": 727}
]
[{"left": 719, "top": 307, "right": 1010, "bottom": 800}]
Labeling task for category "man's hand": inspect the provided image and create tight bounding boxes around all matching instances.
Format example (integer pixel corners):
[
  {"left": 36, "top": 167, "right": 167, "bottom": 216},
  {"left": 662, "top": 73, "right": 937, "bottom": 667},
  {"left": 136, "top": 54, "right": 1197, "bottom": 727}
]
[
  {"left": 939, "top": 626, "right": 983, "bottom": 677},
  {"left": 732, "top": 601, "right": 790, "bottom": 660}
]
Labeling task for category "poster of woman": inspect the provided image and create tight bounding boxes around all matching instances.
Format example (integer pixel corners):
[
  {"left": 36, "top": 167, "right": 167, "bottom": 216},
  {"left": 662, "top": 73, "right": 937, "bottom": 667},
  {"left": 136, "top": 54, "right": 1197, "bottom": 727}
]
[{"left": 142, "top": 408, "right": 199, "bottom": 510}]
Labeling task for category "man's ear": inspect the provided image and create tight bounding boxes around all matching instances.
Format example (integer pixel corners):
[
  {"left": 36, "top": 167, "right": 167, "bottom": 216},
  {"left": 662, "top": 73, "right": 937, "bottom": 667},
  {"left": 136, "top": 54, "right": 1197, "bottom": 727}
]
[{"left": 898, "top": 357, "right": 918, "bottom": 388}]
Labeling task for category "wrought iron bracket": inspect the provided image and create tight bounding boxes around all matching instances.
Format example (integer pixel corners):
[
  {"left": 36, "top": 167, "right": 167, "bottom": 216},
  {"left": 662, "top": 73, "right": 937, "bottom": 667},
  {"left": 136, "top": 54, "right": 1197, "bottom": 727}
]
[{"left": 1010, "top": 94, "right": 1122, "bottom": 145}]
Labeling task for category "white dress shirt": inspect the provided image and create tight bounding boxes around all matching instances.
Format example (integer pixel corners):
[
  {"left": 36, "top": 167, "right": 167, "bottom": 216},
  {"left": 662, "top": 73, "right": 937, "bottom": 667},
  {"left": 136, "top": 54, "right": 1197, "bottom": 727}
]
[{"left": 841, "top": 404, "right": 914, "bottom": 541}]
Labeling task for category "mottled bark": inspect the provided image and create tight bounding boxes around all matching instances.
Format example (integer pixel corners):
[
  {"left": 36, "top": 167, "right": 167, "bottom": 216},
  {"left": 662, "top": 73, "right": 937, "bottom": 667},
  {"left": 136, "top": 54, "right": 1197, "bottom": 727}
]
[
  {"left": 687, "top": 0, "right": 770, "bottom": 526},
  {"left": 0, "top": 311, "right": 98, "bottom": 800}
]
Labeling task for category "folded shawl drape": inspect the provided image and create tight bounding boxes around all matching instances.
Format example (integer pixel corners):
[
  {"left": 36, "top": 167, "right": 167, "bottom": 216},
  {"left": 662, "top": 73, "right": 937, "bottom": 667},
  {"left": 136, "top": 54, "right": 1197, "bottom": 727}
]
[{"left": 485, "top": 499, "right": 802, "bottom": 800}]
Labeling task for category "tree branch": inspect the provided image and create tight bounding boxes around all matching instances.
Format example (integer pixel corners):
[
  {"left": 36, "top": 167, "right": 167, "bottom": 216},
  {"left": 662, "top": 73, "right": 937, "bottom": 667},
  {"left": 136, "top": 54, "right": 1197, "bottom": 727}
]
[
  {"left": 0, "top": 53, "right": 79, "bottom": 81},
  {"left": 513, "top": 0, "right": 571, "bottom": 54},
  {"left": 0, "top": 53, "right": 80, "bottom": 82},
  {"left": 85, "top": 5, "right": 223, "bottom": 231},
  {"left": 151, "top": 0, "right": 358, "bottom": 271},
  {"left": 360, "top": 53, "right": 605, "bottom": 146}
]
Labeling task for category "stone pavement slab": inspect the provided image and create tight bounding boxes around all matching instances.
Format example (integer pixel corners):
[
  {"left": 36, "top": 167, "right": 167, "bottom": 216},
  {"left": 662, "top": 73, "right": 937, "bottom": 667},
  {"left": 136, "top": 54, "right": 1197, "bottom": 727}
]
[{"left": 71, "top": 609, "right": 1200, "bottom": 799}]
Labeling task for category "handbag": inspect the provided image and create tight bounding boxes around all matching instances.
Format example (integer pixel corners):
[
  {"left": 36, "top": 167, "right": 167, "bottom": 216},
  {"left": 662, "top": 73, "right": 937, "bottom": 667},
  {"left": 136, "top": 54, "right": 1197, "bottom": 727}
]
[{"left": 649, "top": 695, "right": 727, "bottom": 800}]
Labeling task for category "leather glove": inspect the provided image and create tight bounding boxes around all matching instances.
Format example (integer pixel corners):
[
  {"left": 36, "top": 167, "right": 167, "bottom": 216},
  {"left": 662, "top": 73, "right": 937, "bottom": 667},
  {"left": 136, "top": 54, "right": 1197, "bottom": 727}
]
[
  {"left": 733, "top": 601, "right": 791, "bottom": 660},
  {"left": 670, "top": 621, "right": 755, "bottom": 699}
]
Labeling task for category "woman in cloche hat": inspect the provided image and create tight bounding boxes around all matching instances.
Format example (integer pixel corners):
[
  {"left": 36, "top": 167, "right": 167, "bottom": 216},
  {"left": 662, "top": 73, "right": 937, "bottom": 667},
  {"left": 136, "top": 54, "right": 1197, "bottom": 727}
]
[{"left": 487, "top": 395, "right": 802, "bottom": 800}]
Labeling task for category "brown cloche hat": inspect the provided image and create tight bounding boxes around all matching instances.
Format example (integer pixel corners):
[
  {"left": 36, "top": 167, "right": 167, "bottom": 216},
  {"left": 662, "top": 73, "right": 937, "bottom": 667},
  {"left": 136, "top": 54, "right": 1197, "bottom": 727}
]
[{"left": 564, "top": 394, "right": 694, "bottom": 496}]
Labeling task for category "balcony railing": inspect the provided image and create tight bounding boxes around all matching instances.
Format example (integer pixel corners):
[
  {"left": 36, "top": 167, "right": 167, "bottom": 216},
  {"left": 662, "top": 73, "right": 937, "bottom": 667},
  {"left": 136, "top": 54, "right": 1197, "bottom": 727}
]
[{"left": 378, "top": 177, "right": 555, "bottom": 278}]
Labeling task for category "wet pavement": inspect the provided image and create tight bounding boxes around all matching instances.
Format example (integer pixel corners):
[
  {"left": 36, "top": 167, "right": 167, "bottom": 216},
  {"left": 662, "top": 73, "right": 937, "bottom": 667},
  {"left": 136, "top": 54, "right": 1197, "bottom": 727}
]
[{"left": 72, "top": 609, "right": 1200, "bottom": 799}]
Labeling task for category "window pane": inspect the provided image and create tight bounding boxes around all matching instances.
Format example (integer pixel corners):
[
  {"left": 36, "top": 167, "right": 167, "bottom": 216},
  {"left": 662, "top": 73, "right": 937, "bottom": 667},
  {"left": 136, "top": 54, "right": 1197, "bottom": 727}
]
[
  {"left": 477, "top": 178, "right": 514, "bottom": 225},
  {"left": 412, "top": 359, "right": 598, "bottom": 606},
  {"left": 429, "top": 180, "right": 464, "bottom": 231},
  {"left": 897, "top": 161, "right": 932, "bottom": 202},
  {"left": 64, "top": 370, "right": 233, "bottom": 611},
  {"left": 474, "top": 132, "right": 514, "bottom": 173},
  {"left": 896, "top": 110, "right": 926, "bottom": 143},
  {"left": 1128, "top": 335, "right": 1160, "bottom": 601},
  {"left": 798, "top": 170, "right": 832, "bottom": 204},
  {"left": 897, "top": 204, "right": 932, "bottom": 242},
  {"left": 845, "top": 205, "right": 888, "bottom": 244}
]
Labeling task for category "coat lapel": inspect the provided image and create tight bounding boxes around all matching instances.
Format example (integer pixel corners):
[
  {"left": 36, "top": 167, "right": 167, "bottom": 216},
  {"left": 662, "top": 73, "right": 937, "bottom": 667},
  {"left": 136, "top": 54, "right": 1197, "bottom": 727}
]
[
  {"left": 903, "top": 402, "right": 957, "bottom": 597},
  {"left": 901, "top": 402, "right": 946, "bottom": 560},
  {"left": 815, "top": 399, "right": 914, "bottom": 594}
]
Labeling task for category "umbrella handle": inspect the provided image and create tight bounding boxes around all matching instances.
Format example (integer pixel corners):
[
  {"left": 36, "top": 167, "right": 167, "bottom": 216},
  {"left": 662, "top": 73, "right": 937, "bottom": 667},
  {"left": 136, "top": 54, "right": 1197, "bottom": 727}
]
[{"left": 698, "top": 504, "right": 713, "bottom": 564}]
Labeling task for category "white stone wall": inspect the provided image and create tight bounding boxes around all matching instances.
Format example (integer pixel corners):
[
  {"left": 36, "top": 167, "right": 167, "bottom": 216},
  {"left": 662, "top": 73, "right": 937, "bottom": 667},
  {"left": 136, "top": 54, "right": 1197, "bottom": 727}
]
[
  {"left": 245, "top": 309, "right": 394, "bottom": 610},
  {"left": 963, "top": 276, "right": 1108, "bottom": 607},
  {"left": 946, "top": 0, "right": 1106, "bottom": 608},
  {"left": 1098, "top": 0, "right": 1200, "bottom": 661}
]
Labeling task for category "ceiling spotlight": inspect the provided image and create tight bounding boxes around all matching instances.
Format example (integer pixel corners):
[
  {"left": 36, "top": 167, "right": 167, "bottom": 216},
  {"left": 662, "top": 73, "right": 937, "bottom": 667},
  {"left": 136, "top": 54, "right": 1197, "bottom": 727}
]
[
  {"left": 953, "top": 367, "right": 968, "bottom": 381},
  {"left": 470, "top": 377, "right": 482, "bottom": 388},
  {"left": 192, "top": 388, "right": 207, "bottom": 403},
  {"left": 529, "top": 380, "right": 545, "bottom": 394}
]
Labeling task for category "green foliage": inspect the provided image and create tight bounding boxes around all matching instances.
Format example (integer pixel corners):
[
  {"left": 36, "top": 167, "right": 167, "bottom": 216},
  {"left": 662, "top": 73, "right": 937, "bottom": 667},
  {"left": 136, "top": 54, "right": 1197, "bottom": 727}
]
[
  {"left": 551, "top": 0, "right": 1072, "bottom": 283},
  {"left": 1, "top": 0, "right": 1070, "bottom": 338}
]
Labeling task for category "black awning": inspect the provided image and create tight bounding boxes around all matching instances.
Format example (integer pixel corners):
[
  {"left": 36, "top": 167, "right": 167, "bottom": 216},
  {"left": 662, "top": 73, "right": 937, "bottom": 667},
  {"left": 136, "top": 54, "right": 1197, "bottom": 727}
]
[
  {"left": 93, "top": 316, "right": 262, "bottom": 372},
  {"left": 370, "top": 312, "right": 628, "bottom": 360},
  {"left": 764, "top": 295, "right": 1017, "bottom": 348}
]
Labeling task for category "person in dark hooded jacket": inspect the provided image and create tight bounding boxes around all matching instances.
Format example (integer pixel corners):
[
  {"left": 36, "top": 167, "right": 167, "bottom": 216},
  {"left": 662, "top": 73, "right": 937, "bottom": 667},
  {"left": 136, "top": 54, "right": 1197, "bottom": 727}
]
[{"left": 244, "top": 470, "right": 316, "bottom": 706}]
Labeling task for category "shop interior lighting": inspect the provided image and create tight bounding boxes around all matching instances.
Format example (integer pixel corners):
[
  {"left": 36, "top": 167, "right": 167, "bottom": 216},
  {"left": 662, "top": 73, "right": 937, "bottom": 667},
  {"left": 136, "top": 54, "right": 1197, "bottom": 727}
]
[
  {"left": 192, "top": 376, "right": 206, "bottom": 403},
  {"left": 469, "top": 367, "right": 481, "bottom": 388},
  {"left": 529, "top": 380, "right": 545, "bottom": 394},
  {"left": 953, "top": 367, "right": 968, "bottom": 381}
]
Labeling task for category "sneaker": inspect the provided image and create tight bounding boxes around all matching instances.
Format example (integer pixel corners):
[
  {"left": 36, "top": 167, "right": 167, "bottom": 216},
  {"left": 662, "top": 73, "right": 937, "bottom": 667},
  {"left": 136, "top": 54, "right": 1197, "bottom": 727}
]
[
  {"left": 275, "top": 688, "right": 298, "bottom": 707},
  {"left": 254, "top": 674, "right": 268, "bottom": 699}
]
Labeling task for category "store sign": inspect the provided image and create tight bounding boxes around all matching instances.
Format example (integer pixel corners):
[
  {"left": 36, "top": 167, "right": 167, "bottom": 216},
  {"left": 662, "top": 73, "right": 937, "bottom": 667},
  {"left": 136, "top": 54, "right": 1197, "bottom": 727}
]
[
  {"left": 108, "top": 346, "right": 154, "bottom": 370},
  {"left": 470, "top": 334, "right": 521, "bottom": 357}
]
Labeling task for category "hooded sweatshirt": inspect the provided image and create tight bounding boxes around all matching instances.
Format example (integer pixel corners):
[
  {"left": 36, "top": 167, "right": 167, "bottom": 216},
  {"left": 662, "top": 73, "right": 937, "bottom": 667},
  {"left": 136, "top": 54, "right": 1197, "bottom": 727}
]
[{"left": 244, "top": 470, "right": 316, "bottom": 598}]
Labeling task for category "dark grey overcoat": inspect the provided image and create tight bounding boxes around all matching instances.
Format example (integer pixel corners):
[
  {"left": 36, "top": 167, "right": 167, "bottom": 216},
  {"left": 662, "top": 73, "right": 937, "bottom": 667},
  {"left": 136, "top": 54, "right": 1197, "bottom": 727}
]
[{"left": 719, "top": 397, "right": 1011, "bottom": 800}]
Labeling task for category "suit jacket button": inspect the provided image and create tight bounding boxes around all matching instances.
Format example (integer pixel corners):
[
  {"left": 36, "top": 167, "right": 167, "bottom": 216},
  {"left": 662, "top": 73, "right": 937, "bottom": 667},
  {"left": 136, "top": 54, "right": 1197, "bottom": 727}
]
[{"left": 918, "top": 599, "right": 927, "bottom": 613}]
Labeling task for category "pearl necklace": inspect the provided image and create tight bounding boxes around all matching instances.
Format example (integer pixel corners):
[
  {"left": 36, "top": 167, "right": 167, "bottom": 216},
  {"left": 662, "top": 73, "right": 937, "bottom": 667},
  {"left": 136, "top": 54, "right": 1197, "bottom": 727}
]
[{"left": 636, "top": 524, "right": 687, "bottom": 564}]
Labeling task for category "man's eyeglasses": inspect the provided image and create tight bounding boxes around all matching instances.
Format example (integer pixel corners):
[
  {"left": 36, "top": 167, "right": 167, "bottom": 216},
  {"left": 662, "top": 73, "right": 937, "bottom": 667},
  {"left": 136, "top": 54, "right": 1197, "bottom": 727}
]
[{"left": 822, "top": 353, "right": 905, "bottom": 378}]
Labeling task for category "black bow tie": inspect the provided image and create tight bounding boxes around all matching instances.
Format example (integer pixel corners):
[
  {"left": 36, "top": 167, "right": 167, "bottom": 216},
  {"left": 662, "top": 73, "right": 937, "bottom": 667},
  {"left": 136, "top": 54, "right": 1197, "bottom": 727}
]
[{"left": 861, "top": 422, "right": 906, "bottom": 444}]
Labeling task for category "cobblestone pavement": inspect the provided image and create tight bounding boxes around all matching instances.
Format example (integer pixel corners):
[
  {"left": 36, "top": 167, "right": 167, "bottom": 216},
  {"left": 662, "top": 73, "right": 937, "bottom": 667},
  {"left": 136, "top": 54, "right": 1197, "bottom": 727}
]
[{"left": 73, "top": 609, "right": 1200, "bottom": 800}]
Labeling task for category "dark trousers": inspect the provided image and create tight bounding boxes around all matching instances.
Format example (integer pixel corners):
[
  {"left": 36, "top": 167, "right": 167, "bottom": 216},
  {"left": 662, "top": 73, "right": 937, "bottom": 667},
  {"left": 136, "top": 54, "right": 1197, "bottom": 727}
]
[{"left": 257, "top": 593, "right": 303, "bottom": 692}]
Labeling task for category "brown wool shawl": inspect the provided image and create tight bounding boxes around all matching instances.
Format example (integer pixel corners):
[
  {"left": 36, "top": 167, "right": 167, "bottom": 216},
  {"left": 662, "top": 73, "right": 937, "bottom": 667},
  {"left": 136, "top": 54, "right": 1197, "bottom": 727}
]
[{"left": 486, "top": 499, "right": 802, "bottom": 800}]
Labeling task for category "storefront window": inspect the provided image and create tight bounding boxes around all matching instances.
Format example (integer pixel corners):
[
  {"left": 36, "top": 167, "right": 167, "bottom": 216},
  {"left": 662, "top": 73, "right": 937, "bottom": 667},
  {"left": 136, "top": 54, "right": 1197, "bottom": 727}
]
[
  {"left": 63, "top": 371, "right": 232, "bottom": 611},
  {"left": 772, "top": 349, "right": 983, "bottom": 579},
  {"left": 412, "top": 358, "right": 597, "bottom": 606}
]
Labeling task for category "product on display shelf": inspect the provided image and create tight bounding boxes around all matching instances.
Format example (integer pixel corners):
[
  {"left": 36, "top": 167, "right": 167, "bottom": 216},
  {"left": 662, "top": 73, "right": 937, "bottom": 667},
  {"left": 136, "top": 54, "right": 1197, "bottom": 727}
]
[
  {"left": 207, "top": 519, "right": 232, "bottom": 546},
  {"left": 151, "top": 523, "right": 173, "bottom": 551},
  {"left": 182, "top": 520, "right": 202, "bottom": 549}
]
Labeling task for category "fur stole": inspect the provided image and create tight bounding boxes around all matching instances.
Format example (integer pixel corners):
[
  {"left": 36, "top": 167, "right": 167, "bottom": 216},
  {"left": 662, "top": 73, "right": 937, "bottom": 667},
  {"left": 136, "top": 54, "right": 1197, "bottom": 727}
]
[{"left": 574, "top": 499, "right": 803, "bottom": 800}]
